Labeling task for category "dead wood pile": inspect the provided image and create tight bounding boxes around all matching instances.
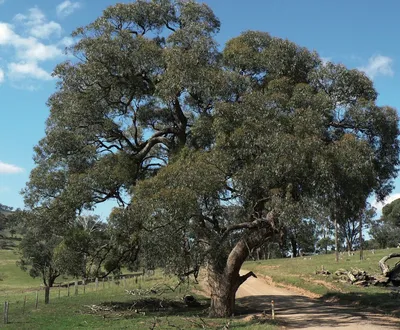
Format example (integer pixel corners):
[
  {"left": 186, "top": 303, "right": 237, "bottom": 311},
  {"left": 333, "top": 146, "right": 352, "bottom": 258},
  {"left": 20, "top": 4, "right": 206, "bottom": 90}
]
[{"left": 334, "top": 268, "right": 389, "bottom": 286}]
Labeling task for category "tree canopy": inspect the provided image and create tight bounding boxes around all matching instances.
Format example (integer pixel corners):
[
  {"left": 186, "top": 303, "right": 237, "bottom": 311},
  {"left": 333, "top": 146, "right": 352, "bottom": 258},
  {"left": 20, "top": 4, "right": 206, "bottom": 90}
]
[
  {"left": 382, "top": 198, "right": 400, "bottom": 227},
  {"left": 23, "top": 0, "right": 400, "bottom": 317}
]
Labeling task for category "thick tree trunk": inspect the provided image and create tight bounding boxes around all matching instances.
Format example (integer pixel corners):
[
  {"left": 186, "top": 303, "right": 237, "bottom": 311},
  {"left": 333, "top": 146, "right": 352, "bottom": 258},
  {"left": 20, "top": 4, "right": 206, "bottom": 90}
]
[
  {"left": 207, "top": 234, "right": 266, "bottom": 317},
  {"left": 208, "top": 271, "right": 237, "bottom": 318},
  {"left": 208, "top": 267, "right": 257, "bottom": 318},
  {"left": 207, "top": 211, "right": 278, "bottom": 317}
]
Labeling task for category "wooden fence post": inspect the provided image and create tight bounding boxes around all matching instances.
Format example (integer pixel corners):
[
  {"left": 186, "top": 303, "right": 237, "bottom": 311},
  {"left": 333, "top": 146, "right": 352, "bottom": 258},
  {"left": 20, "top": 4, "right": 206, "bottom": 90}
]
[
  {"left": 83, "top": 280, "right": 86, "bottom": 294},
  {"left": 102, "top": 278, "right": 105, "bottom": 289},
  {"left": 74, "top": 281, "right": 78, "bottom": 295},
  {"left": 35, "top": 291, "right": 39, "bottom": 309},
  {"left": 123, "top": 276, "right": 126, "bottom": 289},
  {"left": 58, "top": 285, "right": 61, "bottom": 298},
  {"left": 95, "top": 278, "right": 99, "bottom": 291},
  {"left": 67, "top": 283, "right": 70, "bottom": 297},
  {"left": 4, "top": 301, "right": 9, "bottom": 324}
]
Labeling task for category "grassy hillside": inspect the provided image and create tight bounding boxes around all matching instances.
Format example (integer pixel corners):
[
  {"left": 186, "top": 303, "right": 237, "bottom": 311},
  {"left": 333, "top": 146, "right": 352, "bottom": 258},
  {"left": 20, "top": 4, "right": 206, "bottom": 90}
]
[
  {"left": 244, "top": 248, "right": 400, "bottom": 316},
  {"left": 0, "top": 248, "right": 43, "bottom": 294}
]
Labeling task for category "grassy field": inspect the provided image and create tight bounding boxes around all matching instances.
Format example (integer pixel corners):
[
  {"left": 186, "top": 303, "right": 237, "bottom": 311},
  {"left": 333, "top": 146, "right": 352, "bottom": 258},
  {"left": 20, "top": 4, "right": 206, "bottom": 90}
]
[
  {"left": 0, "top": 247, "right": 277, "bottom": 329},
  {"left": 3, "top": 241, "right": 400, "bottom": 328},
  {"left": 244, "top": 248, "right": 400, "bottom": 317},
  {"left": 0, "top": 245, "right": 43, "bottom": 294}
]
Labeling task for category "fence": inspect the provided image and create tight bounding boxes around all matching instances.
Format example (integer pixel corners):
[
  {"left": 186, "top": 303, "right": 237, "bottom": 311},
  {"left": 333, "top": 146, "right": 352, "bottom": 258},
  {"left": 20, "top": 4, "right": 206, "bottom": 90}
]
[{"left": 2, "top": 271, "right": 153, "bottom": 325}]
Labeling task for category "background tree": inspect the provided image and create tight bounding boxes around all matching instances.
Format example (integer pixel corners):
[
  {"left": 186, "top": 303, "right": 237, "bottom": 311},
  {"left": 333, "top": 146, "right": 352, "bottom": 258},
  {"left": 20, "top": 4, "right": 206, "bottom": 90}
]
[
  {"left": 23, "top": 0, "right": 399, "bottom": 317},
  {"left": 53, "top": 215, "right": 112, "bottom": 279},
  {"left": 339, "top": 205, "right": 375, "bottom": 255},
  {"left": 381, "top": 198, "right": 400, "bottom": 227},
  {"left": 0, "top": 203, "right": 14, "bottom": 248},
  {"left": 284, "top": 218, "right": 318, "bottom": 257},
  {"left": 369, "top": 198, "right": 400, "bottom": 248},
  {"left": 18, "top": 231, "right": 61, "bottom": 287},
  {"left": 369, "top": 221, "right": 400, "bottom": 248},
  {"left": 17, "top": 209, "right": 62, "bottom": 304}
]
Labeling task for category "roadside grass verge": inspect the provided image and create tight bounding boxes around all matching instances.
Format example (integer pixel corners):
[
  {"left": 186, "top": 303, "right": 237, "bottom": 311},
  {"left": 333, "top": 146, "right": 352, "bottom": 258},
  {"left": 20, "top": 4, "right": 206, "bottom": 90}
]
[{"left": 1, "top": 246, "right": 278, "bottom": 329}]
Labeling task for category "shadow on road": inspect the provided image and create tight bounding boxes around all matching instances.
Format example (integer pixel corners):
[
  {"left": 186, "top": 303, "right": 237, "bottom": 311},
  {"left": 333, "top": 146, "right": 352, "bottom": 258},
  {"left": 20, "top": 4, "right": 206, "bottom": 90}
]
[{"left": 236, "top": 294, "right": 400, "bottom": 329}]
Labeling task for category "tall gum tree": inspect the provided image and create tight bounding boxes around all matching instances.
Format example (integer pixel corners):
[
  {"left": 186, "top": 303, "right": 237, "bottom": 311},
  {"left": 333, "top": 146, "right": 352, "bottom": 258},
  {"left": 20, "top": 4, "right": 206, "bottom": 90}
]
[{"left": 24, "top": 0, "right": 399, "bottom": 317}]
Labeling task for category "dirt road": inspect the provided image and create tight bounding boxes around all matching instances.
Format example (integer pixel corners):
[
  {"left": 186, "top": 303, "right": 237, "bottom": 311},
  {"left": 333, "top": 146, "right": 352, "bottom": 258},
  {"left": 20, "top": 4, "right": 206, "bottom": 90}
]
[{"left": 237, "top": 271, "right": 400, "bottom": 330}]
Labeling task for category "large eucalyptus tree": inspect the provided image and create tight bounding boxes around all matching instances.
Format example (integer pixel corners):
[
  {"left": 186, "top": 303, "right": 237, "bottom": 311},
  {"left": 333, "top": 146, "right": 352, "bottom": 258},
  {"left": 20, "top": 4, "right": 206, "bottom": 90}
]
[{"left": 24, "top": 0, "right": 399, "bottom": 317}]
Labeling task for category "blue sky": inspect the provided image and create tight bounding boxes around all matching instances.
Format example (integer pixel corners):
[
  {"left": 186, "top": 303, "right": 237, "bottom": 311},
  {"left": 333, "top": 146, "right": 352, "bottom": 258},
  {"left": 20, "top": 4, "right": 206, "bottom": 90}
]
[{"left": 1, "top": 0, "right": 399, "bottom": 215}]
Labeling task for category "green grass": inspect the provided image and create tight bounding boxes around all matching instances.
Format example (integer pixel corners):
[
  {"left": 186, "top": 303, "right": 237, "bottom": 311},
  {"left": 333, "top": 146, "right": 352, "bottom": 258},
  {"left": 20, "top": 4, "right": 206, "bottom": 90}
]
[
  {"left": 0, "top": 244, "right": 277, "bottom": 329},
  {"left": 0, "top": 247, "right": 43, "bottom": 294},
  {"left": 1, "top": 275, "right": 277, "bottom": 329},
  {"left": 244, "top": 248, "right": 400, "bottom": 316}
]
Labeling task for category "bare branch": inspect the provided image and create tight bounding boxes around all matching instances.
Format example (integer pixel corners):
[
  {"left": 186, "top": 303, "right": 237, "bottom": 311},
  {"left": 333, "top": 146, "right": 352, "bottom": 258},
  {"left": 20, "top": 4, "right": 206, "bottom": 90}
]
[{"left": 220, "top": 211, "right": 275, "bottom": 242}]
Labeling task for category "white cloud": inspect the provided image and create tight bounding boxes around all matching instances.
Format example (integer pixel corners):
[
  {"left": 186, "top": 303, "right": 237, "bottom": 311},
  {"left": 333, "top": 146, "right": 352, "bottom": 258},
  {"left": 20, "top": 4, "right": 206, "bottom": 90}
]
[
  {"left": 0, "top": 23, "right": 15, "bottom": 44},
  {"left": 359, "top": 55, "right": 394, "bottom": 79},
  {"left": 371, "top": 193, "right": 400, "bottom": 214},
  {"left": 56, "top": 1, "right": 81, "bottom": 18},
  {"left": 14, "top": 7, "right": 62, "bottom": 39},
  {"left": 30, "top": 21, "right": 62, "bottom": 39},
  {"left": 8, "top": 62, "right": 53, "bottom": 81},
  {"left": 58, "top": 36, "right": 75, "bottom": 47},
  {"left": 0, "top": 23, "right": 62, "bottom": 61},
  {"left": 0, "top": 6, "right": 67, "bottom": 85},
  {"left": 0, "top": 161, "right": 24, "bottom": 174},
  {"left": 13, "top": 38, "right": 62, "bottom": 62}
]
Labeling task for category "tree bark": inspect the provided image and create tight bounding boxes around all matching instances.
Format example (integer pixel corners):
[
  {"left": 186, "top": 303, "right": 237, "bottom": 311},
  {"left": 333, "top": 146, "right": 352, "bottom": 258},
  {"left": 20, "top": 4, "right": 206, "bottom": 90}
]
[
  {"left": 208, "top": 267, "right": 257, "bottom": 317},
  {"left": 334, "top": 217, "right": 339, "bottom": 262},
  {"left": 290, "top": 235, "right": 297, "bottom": 258},
  {"left": 346, "top": 237, "right": 352, "bottom": 256},
  {"left": 379, "top": 253, "right": 400, "bottom": 285},
  {"left": 208, "top": 225, "right": 273, "bottom": 316},
  {"left": 206, "top": 211, "right": 278, "bottom": 317},
  {"left": 359, "top": 215, "right": 363, "bottom": 260},
  {"left": 379, "top": 253, "right": 400, "bottom": 276},
  {"left": 208, "top": 270, "right": 237, "bottom": 318},
  {"left": 44, "top": 286, "right": 50, "bottom": 304}
]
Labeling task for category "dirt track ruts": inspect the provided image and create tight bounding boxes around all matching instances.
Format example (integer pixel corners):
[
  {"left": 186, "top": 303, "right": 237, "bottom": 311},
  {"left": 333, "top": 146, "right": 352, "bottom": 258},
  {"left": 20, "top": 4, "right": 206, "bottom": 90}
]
[{"left": 237, "top": 270, "right": 400, "bottom": 330}]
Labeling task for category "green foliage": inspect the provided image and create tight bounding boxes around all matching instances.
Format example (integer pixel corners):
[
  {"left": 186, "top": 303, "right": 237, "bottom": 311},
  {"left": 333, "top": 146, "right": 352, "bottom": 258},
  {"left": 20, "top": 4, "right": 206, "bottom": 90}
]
[
  {"left": 18, "top": 229, "right": 62, "bottom": 287},
  {"left": 382, "top": 198, "right": 400, "bottom": 227},
  {"left": 0, "top": 203, "right": 13, "bottom": 232},
  {"left": 22, "top": 0, "right": 400, "bottom": 316},
  {"left": 369, "top": 220, "right": 400, "bottom": 248},
  {"left": 368, "top": 198, "right": 400, "bottom": 248}
]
